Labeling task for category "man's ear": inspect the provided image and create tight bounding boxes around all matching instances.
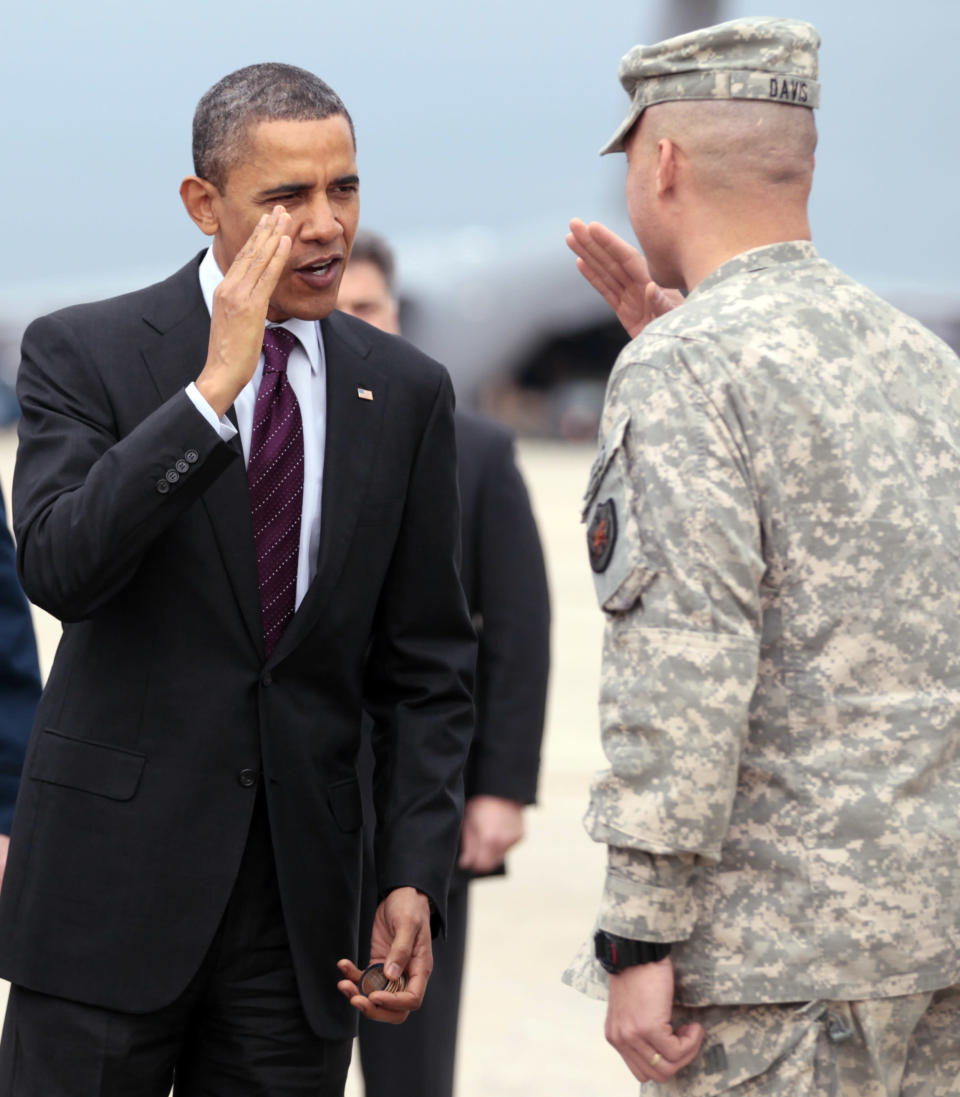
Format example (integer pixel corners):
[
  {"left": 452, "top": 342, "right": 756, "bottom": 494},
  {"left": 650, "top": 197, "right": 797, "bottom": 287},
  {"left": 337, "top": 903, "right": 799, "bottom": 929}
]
[
  {"left": 179, "top": 176, "right": 220, "bottom": 237},
  {"left": 655, "top": 138, "right": 679, "bottom": 199}
]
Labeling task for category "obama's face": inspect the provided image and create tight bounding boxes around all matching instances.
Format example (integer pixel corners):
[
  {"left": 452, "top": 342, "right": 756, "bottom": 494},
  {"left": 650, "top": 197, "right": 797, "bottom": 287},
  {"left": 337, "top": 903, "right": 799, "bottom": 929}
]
[{"left": 190, "top": 115, "right": 360, "bottom": 322}]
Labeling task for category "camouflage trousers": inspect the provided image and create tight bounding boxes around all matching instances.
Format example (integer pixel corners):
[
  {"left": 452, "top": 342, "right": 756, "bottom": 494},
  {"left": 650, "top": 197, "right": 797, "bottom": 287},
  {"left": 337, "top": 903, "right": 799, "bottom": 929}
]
[{"left": 654, "top": 984, "right": 960, "bottom": 1096}]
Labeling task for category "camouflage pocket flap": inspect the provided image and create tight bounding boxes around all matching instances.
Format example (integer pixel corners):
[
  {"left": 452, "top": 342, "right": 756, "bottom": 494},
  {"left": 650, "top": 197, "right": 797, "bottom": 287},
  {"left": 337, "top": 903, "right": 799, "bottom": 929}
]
[{"left": 661, "top": 1000, "right": 826, "bottom": 1096}]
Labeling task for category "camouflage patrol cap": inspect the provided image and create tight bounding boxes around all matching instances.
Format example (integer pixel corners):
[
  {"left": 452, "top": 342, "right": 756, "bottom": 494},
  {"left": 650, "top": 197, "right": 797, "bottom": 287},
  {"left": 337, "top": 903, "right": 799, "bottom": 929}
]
[{"left": 600, "top": 16, "right": 821, "bottom": 155}]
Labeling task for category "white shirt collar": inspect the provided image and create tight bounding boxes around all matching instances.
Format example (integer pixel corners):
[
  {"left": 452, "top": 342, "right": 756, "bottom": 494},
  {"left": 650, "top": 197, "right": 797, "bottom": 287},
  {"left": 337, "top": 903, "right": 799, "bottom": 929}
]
[{"left": 197, "top": 246, "right": 322, "bottom": 376}]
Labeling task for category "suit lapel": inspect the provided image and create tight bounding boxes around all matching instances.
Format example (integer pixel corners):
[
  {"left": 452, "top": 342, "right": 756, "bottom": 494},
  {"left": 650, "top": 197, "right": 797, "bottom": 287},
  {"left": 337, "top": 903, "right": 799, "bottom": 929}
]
[
  {"left": 272, "top": 312, "right": 387, "bottom": 660},
  {"left": 139, "top": 255, "right": 264, "bottom": 658}
]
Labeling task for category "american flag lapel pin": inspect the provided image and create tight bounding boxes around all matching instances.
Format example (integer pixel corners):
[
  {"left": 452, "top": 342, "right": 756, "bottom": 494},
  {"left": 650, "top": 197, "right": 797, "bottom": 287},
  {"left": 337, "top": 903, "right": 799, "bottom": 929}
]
[{"left": 357, "top": 387, "right": 374, "bottom": 401}]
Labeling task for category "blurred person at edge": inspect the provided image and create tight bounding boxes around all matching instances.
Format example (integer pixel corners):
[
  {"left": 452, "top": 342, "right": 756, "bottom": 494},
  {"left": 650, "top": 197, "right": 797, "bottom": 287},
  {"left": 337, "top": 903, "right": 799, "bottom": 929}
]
[
  {"left": 0, "top": 483, "right": 41, "bottom": 895},
  {"left": 338, "top": 229, "right": 551, "bottom": 1097},
  {"left": 563, "top": 17, "right": 960, "bottom": 1095},
  {"left": 0, "top": 62, "right": 475, "bottom": 1096}
]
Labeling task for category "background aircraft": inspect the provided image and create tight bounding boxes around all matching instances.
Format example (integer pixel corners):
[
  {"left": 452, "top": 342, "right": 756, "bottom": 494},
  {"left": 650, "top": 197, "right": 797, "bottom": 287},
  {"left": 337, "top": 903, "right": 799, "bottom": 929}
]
[{"left": 2, "top": 0, "right": 958, "bottom": 431}]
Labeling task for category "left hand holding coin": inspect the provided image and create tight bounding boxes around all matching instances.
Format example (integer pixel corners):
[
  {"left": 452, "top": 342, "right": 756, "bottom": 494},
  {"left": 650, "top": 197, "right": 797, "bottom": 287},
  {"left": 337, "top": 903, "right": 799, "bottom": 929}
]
[{"left": 337, "top": 886, "right": 433, "bottom": 1024}]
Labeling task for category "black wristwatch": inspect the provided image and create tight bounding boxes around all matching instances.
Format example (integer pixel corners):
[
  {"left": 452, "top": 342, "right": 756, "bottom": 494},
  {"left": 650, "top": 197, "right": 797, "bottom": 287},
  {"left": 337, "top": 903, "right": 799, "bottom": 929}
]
[{"left": 594, "top": 930, "right": 672, "bottom": 974}]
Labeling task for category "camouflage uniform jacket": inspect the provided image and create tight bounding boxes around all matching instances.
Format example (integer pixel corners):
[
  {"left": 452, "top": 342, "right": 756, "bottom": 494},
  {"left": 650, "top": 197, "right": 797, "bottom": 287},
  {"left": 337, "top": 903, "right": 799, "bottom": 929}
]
[{"left": 565, "top": 241, "right": 960, "bottom": 1006}]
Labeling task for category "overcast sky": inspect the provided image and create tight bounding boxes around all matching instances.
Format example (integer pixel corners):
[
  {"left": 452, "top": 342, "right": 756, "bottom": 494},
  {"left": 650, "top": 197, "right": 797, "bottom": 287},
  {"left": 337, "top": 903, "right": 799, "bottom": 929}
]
[{"left": 4, "top": 0, "right": 959, "bottom": 303}]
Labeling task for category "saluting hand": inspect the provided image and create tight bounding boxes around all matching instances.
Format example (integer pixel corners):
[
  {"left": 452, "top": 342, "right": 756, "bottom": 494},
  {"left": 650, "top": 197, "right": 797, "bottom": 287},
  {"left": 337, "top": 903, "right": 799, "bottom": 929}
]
[
  {"left": 566, "top": 219, "right": 683, "bottom": 338},
  {"left": 195, "top": 205, "right": 293, "bottom": 418}
]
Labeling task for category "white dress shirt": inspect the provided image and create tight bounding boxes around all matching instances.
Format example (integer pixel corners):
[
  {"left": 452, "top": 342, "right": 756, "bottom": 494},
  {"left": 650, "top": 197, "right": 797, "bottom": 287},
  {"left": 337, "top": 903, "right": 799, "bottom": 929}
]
[{"left": 186, "top": 246, "right": 327, "bottom": 608}]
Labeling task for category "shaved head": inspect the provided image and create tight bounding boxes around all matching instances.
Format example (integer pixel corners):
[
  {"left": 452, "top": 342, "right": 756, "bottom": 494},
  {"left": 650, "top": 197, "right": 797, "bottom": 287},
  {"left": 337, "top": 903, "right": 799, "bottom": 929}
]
[
  {"left": 623, "top": 99, "right": 817, "bottom": 290},
  {"left": 641, "top": 99, "right": 817, "bottom": 193}
]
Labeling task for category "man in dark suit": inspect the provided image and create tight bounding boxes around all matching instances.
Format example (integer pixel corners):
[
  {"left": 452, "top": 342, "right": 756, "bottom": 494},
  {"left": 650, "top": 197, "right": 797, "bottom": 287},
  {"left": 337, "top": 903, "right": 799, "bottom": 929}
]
[
  {"left": 0, "top": 483, "right": 41, "bottom": 893},
  {"left": 338, "top": 232, "right": 550, "bottom": 1097},
  {"left": 0, "top": 64, "right": 475, "bottom": 1096}
]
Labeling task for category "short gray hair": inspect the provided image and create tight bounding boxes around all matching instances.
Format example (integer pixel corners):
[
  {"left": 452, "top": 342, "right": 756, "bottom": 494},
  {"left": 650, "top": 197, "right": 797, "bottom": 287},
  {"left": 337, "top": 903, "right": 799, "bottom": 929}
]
[{"left": 193, "top": 62, "right": 355, "bottom": 191}]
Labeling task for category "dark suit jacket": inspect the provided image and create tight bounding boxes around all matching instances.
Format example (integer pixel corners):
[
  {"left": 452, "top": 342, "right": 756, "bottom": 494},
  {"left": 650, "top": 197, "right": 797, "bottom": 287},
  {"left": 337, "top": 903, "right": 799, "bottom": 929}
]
[
  {"left": 0, "top": 487, "right": 41, "bottom": 834},
  {"left": 363, "top": 410, "right": 549, "bottom": 901},
  {"left": 452, "top": 413, "right": 549, "bottom": 854},
  {"left": 0, "top": 253, "right": 475, "bottom": 1039}
]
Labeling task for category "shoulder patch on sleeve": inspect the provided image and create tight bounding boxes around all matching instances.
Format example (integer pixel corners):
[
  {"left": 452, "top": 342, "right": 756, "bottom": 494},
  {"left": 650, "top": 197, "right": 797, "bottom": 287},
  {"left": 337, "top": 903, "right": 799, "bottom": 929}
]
[{"left": 587, "top": 498, "right": 617, "bottom": 573}]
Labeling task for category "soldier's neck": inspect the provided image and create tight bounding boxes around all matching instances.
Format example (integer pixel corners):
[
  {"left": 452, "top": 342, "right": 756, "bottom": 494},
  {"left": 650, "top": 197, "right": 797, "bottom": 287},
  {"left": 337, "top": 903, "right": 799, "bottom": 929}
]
[{"left": 678, "top": 201, "right": 812, "bottom": 292}]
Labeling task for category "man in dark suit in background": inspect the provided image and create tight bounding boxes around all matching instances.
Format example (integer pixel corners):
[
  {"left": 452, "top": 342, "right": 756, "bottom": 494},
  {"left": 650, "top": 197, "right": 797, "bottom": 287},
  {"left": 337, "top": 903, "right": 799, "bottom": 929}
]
[
  {"left": 338, "top": 231, "right": 551, "bottom": 1097},
  {"left": 0, "top": 64, "right": 475, "bottom": 1096},
  {"left": 0, "top": 483, "right": 41, "bottom": 894}
]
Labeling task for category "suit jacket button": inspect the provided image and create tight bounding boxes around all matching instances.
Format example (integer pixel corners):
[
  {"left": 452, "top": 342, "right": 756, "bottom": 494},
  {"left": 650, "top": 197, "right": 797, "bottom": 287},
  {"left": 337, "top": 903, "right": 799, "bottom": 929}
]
[
  {"left": 175, "top": 459, "right": 189, "bottom": 474},
  {"left": 165, "top": 468, "right": 180, "bottom": 484},
  {"left": 238, "top": 768, "right": 258, "bottom": 788},
  {"left": 185, "top": 449, "right": 200, "bottom": 464},
  {"left": 156, "top": 479, "right": 170, "bottom": 494},
  {"left": 261, "top": 672, "right": 273, "bottom": 687}
]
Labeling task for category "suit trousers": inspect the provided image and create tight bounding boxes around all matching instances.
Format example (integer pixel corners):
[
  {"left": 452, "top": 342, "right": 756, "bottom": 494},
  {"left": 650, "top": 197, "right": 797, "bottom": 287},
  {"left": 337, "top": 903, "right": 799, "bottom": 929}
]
[
  {"left": 0, "top": 791, "right": 352, "bottom": 1097},
  {"left": 358, "top": 883, "right": 469, "bottom": 1097}
]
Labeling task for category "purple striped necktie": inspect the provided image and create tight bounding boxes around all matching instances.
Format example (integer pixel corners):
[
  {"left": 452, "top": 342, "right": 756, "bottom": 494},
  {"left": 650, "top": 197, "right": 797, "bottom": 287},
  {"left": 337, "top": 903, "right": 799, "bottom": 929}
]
[{"left": 248, "top": 326, "right": 304, "bottom": 657}]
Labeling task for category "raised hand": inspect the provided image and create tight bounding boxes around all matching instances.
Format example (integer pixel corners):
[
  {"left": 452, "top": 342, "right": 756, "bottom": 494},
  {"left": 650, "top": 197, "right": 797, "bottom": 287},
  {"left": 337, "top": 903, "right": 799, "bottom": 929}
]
[
  {"left": 567, "top": 219, "right": 683, "bottom": 338},
  {"left": 196, "top": 206, "right": 293, "bottom": 417}
]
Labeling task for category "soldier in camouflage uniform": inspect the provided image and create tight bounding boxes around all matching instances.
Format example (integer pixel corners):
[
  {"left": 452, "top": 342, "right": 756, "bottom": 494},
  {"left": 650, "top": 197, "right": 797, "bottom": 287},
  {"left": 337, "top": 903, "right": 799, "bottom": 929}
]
[{"left": 563, "top": 16, "right": 960, "bottom": 1095}]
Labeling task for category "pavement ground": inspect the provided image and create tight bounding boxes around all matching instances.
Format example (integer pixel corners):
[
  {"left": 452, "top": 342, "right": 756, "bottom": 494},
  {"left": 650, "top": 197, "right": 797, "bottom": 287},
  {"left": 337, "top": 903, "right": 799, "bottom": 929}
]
[{"left": 0, "top": 427, "right": 637, "bottom": 1095}]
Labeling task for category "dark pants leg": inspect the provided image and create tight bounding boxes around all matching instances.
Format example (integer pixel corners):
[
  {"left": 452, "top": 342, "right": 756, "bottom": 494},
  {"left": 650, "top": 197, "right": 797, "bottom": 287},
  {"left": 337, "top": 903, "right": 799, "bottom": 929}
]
[
  {"left": 0, "top": 981, "right": 183, "bottom": 1097},
  {"left": 358, "top": 883, "right": 469, "bottom": 1097},
  {"left": 0, "top": 792, "right": 351, "bottom": 1097}
]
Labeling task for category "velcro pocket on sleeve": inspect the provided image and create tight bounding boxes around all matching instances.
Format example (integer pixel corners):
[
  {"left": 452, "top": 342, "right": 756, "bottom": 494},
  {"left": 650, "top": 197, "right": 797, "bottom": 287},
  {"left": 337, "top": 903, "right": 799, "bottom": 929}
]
[
  {"left": 582, "top": 414, "right": 658, "bottom": 613},
  {"left": 30, "top": 729, "right": 146, "bottom": 802}
]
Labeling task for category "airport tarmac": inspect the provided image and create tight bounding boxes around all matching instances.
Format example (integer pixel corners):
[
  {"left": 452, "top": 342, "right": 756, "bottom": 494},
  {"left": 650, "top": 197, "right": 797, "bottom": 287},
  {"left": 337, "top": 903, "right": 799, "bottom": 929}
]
[{"left": 0, "top": 427, "right": 638, "bottom": 1095}]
